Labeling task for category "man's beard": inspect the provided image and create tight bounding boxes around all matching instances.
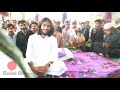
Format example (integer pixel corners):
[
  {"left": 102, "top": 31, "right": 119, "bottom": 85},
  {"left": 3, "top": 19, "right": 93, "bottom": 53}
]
[
  {"left": 41, "top": 29, "right": 50, "bottom": 36},
  {"left": 21, "top": 28, "right": 28, "bottom": 33},
  {"left": 21, "top": 27, "right": 27, "bottom": 31}
]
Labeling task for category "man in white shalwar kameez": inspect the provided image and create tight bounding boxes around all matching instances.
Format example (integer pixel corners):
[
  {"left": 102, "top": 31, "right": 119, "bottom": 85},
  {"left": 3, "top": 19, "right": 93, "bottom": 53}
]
[{"left": 24, "top": 17, "right": 67, "bottom": 78}]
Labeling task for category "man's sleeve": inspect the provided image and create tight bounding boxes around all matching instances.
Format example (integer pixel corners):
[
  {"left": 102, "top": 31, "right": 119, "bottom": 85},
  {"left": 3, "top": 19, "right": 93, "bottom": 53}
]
[
  {"left": 50, "top": 38, "right": 58, "bottom": 62},
  {"left": 85, "top": 28, "right": 89, "bottom": 42},
  {"left": 16, "top": 33, "right": 21, "bottom": 49},
  {"left": 89, "top": 27, "right": 93, "bottom": 39},
  {"left": 26, "top": 36, "right": 34, "bottom": 61},
  {"left": 91, "top": 29, "right": 96, "bottom": 42},
  {"left": 109, "top": 34, "right": 120, "bottom": 48}
]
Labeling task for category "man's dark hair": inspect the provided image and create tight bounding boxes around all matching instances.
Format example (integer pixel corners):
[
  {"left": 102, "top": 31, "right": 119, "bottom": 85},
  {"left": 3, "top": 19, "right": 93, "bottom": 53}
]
[
  {"left": 94, "top": 19, "right": 102, "bottom": 24},
  {"left": 18, "top": 20, "right": 21, "bottom": 25},
  {"left": 29, "top": 22, "right": 38, "bottom": 28},
  {"left": 38, "top": 17, "right": 54, "bottom": 36},
  {"left": 18, "top": 20, "right": 27, "bottom": 25},
  {"left": 65, "top": 20, "right": 70, "bottom": 24},
  {"left": 62, "top": 25, "right": 65, "bottom": 29},
  {"left": 6, "top": 24, "right": 15, "bottom": 29},
  {"left": 72, "top": 21, "right": 77, "bottom": 25},
  {"left": 12, "top": 20, "right": 17, "bottom": 22},
  {"left": 75, "top": 30, "right": 82, "bottom": 35},
  {"left": 81, "top": 22, "right": 85, "bottom": 24},
  {"left": 6, "top": 20, "right": 10, "bottom": 22},
  {"left": 86, "top": 21, "right": 89, "bottom": 23}
]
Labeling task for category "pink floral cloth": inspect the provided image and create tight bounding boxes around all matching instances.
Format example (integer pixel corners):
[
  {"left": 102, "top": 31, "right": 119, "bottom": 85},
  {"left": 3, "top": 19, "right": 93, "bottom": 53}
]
[{"left": 61, "top": 51, "right": 120, "bottom": 78}]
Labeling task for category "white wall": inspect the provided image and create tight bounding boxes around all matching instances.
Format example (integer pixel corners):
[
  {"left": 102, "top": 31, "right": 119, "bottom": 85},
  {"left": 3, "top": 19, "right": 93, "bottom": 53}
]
[
  {"left": 9, "top": 12, "right": 93, "bottom": 22},
  {"left": 3, "top": 12, "right": 119, "bottom": 24}
]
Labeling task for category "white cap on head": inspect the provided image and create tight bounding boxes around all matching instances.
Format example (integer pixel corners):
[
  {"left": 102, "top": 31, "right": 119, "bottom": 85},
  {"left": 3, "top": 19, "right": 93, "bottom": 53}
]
[{"left": 104, "top": 23, "right": 113, "bottom": 30}]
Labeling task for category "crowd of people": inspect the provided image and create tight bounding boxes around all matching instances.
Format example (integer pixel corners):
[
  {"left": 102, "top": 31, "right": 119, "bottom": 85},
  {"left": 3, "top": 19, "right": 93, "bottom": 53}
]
[
  {"left": 1, "top": 18, "right": 120, "bottom": 58},
  {"left": 0, "top": 17, "right": 120, "bottom": 78}
]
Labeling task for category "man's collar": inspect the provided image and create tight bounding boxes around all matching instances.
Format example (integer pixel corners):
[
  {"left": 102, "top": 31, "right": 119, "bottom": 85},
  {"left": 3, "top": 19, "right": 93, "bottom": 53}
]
[{"left": 41, "top": 35, "right": 48, "bottom": 39}]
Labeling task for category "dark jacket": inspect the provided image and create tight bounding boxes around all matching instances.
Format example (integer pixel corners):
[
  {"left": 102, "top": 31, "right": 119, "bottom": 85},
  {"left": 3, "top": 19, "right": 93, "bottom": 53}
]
[
  {"left": 86, "top": 26, "right": 91, "bottom": 31},
  {"left": 91, "top": 27, "right": 104, "bottom": 43},
  {"left": 16, "top": 30, "right": 34, "bottom": 58}
]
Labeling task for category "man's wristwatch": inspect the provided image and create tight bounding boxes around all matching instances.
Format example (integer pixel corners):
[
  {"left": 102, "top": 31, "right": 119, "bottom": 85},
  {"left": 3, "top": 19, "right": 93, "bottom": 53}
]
[{"left": 48, "top": 61, "right": 53, "bottom": 67}]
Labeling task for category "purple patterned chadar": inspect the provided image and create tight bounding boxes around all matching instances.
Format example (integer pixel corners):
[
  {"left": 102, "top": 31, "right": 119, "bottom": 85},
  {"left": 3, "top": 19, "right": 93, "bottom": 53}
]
[{"left": 61, "top": 50, "right": 120, "bottom": 78}]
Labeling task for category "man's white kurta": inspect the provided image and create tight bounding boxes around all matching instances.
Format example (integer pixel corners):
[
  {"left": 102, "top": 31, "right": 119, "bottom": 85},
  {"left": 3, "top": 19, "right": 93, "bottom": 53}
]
[{"left": 25, "top": 33, "right": 67, "bottom": 77}]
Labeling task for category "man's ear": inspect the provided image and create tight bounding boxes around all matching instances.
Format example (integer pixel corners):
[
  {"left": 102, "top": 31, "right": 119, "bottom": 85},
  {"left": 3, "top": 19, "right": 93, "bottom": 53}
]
[{"left": 0, "top": 12, "right": 9, "bottom": 17}]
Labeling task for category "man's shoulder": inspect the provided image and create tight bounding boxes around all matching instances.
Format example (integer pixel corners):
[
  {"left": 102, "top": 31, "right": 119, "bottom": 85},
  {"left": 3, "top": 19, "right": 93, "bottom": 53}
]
[
  {"left": 86, "top": 27, "right": 90, "bottom": 31},
  {"left": 49, "top": 35, "right": 57, "bottom": 41},
  {"left": 57, "top": 33, "right": 63, "bottom": 39},
  {"left": 28, "top": 33, "right": 37, "bottom": 39},
  {"left": 58, "top": 32, "right": 62, "bottom": 37},
  {"left": 90, "top": 26, "right": 95, "bottom": 30},
  {"left": 28, "top": 30, "right": 34, "bottom": 35},
  {"left": 114, "top": 29, "right": 120, "bottom": 38},
  {"left": 29, "top": 33, "right": 37, "bottom": 37},
  {"left": 50, "top": 35, "right": 56, "bottom": 39},
  {"left": 116, "top": 28, "right": 120, "bottom": 33},
  {"left": 17, "top": 31, "right": 22, "bottom": 35}
]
